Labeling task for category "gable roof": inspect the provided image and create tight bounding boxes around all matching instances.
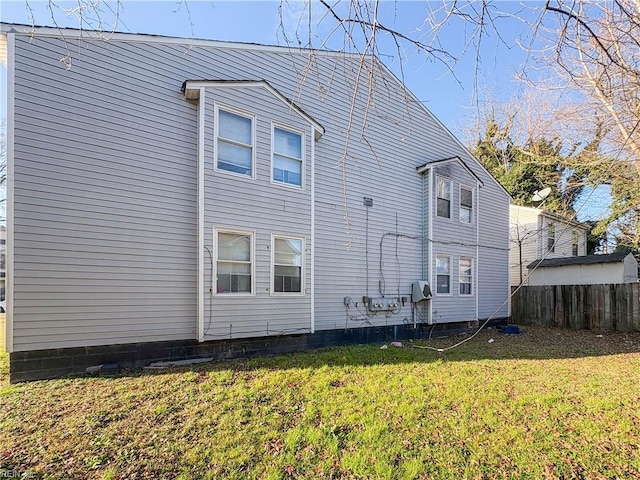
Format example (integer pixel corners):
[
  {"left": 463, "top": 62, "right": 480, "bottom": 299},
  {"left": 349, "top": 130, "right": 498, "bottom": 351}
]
[
  {"left": 182, "top": 79, "right": 325, "bottom": 138},
  {"left": 415, "top": 156, "right": 484, "bottom": 186},
  {"left": 527, "top": 251, "right": 633, "bottom": 269}
]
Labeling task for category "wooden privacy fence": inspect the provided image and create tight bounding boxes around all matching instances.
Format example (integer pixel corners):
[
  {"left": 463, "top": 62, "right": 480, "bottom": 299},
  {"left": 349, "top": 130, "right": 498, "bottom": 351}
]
[{"left": 511, "top": 283, "right": 640, "bottom": 332}]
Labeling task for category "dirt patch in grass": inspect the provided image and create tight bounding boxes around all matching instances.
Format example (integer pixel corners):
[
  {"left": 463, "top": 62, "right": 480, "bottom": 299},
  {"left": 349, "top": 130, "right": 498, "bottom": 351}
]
[{"left": 1, "top": 325, "right": 639, "bottom": 479}]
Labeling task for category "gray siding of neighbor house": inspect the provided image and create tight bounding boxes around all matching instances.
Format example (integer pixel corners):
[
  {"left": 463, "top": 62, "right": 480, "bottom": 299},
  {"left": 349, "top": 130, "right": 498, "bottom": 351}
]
[{"left": 7, "top": 27, "right": 510, "bottom": 352}]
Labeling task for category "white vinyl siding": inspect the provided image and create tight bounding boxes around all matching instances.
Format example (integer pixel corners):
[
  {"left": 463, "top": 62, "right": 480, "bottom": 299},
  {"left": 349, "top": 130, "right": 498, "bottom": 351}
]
[
  {"left": 459, "top": 257, "right": 473, "bottom": 295},
  {"left": 272, "top": 235, "right": 304, "bottom": 294},
  {"left": 214, "top": 228, "right": 254, "bottom": 295},
  {"left": 272, "top": 125, "right": 303, "bottom": 188},
  {"left": 509, "top": 206, "right": 590, "bottom": 287},
  {"left": 215, "top": 106, "right": 255, "bottom": 177}
]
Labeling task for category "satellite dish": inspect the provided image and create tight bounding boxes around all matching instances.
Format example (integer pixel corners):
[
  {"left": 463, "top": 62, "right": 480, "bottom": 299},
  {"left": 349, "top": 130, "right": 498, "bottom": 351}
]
[{"left": 532, "top": 187, "right": 552, "bottom": 203}]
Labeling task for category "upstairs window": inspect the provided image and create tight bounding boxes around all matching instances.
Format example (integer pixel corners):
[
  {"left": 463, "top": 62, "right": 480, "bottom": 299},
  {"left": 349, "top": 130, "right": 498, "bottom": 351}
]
[
  {"left": 460, "top": 186, "right": 473, "bottom": 223},
  {"left": 436, "top": 254, "right": 451, "bottom": 294},
  {"left": 216, "top": 107, "right": 254, "bottom": 177},
  {"left": 436, "top": 177, "right": 451, "bottom": 218},
  {"left": 272, "top": 236, "right": 303, "bottom": 294},
  {"left": 547, "top": 224, "right": 555, "bottom": 253},
  {"left": 273, "top": 127, "right": 303, "bottom": 187},
  {"left": 459, "top": 257, "right": 473, "bottom": 295},
  {"left": 215, "top": 229, "right": 253, "bottom": 294},
  {"left": 572, "top": 231, "right": 579, "bottom": 256}
]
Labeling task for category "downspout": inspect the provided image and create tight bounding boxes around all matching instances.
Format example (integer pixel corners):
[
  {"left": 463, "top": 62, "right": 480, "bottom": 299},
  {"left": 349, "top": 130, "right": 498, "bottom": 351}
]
[
  {"left": 310, "top": 130, "right": 316, "bottom": 334},
  {"left": 5, "top": 33, "right": 15, "bottom": 352},
  {"left": 475, "top": 181, "right": 480, "bottom": 321},
  {"left": 197, "top": 88, "right": 205, "bottom": 342},
  {"left": 419, "top": 171, "right": 428, "bottom": 328},
  {"left": 421, "top": 172, "right": 425, "bottom": 282},
  {"left": 427, "top": 168, "right": 434, "bottom": 325}
]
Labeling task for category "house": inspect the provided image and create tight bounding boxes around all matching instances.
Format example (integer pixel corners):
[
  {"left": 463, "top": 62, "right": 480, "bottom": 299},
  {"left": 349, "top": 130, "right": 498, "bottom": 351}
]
[
  {"left": 509, "top": 205, "right": 590, "bottom": 286},
  {"left": 527, "top": 251, "right": 638, "bottom": 286},
  {"left": 1, "top": 23, "right": 511, "bottom": 381}
]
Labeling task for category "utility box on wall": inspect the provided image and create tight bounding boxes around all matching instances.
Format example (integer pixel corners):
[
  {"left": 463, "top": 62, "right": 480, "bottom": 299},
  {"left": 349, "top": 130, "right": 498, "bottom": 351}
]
[{"left": 411, "top": 281, "right": 432, "bottom": 303}]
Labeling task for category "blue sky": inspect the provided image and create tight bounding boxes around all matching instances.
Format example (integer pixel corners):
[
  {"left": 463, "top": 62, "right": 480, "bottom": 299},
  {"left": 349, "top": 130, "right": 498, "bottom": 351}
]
[{"left": 0, "top": 0, "right": 537, "bottom": 135}]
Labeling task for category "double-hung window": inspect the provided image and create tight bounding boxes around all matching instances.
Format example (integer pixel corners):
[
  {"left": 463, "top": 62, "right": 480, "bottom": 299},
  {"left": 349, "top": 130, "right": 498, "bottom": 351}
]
[
  {"left": 216, "top": 107, "right": 254, "bottom": 176},
  {"left": 215, "top": 229, "right": 253, "bottom": 294},
  {"left": 436, "top": 177, "right": 452, "bottom": 218},
  {"left": 460, "top": 186, "right": 473, "bottom": 223},
  {"left": 572, "top": 231, "right": 579, "bottom": 256},
  {"left": 459, "top": 257, "right": 473, "bottom": 295},
  {"left": 273, "top": 126, "right": 303, "bottom": 187},
  {"left": 272, "top": 236, "right": 303, "bottom": 294},
  {"left": 436, "top": 254, "right": 451, "bottom": 294},
  {"left": 547, "top": 224, "right": 555, "bottom": 253}
]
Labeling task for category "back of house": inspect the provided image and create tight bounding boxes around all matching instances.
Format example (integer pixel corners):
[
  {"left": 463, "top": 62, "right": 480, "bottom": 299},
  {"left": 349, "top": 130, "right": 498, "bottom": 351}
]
[{"left": 1, "top": 24, "right": 511, "bottom": 381}]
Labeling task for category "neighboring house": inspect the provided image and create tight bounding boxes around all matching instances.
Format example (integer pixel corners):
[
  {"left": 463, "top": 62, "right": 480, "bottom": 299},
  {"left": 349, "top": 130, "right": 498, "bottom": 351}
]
[
  {"left": 509, "top": 205, "right": 590, "bottom": 286},
  {"left": 527, "top": 251, "right": 638, "bottom": 285},
  {"left": 1, "top": 24, "right": 511, "bottom": 381}
]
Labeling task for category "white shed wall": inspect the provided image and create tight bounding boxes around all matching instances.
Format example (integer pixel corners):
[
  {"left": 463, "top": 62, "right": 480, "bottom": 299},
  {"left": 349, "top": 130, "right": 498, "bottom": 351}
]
[{"left": 528, "top": 263, "right": 623, "bottom": 285}]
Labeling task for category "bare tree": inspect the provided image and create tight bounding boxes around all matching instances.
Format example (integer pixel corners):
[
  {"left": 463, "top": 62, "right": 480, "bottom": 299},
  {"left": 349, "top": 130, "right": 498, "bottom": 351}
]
[
  {"left": 531, "top": 0, "right": 640, "bottom": 248},
  {"left": 304, "top": 0, "right": 640, "bottom": 248}
]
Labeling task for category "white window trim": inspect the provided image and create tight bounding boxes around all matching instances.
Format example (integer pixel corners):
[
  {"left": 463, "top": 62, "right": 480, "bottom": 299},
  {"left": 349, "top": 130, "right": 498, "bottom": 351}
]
[
  {"left": 436, "top": 176, "right": 452, "bottom": 220},
  {"left": 214, "top": 103, "right": 256, "bottom": 180},
  {"left": 459, "top": 257, "right": 474, "bottom": 296},
  {"left": 213, "top": 227, "right": 255, "bottom": 296},
  {"left": 435, "top": 253, "right": 452, "bottom": 296},
  {"left": 271, "top": 122, "right": 306, "bottom": 190},
  {"left": 270, "top": 234, "right": 305, "bottom": 296},
  {"left": 459, "top": 184, "right": 474, "bottom": 224}
]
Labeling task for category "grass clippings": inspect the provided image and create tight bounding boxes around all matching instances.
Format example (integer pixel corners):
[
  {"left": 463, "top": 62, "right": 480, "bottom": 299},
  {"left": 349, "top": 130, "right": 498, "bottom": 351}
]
[{"left": 1, "top": 325, "right": 640, "bottom": 479}]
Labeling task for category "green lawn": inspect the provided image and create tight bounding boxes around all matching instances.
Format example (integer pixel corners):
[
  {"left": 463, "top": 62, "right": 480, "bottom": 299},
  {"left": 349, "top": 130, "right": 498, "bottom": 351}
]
[{"left": 1, "top": 326, "right": 639, "bottom": 479}]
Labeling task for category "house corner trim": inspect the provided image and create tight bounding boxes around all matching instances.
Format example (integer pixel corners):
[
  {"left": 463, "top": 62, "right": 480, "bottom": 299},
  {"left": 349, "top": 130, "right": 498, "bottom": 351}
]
[
  {"left": 197, "top": 88, "right": 205, "bottom": 342},
  {"left": 6, "top": 32, "right": 15, "bottom": 353}
]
